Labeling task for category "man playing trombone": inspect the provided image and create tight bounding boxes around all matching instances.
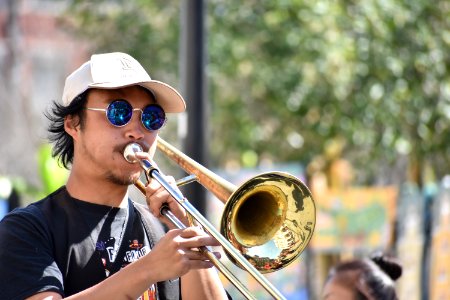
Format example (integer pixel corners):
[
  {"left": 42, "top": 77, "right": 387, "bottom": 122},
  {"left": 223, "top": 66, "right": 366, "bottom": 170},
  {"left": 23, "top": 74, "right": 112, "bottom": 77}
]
[{"left": 0, "top": 52, "right": 229, "bottom": 300}]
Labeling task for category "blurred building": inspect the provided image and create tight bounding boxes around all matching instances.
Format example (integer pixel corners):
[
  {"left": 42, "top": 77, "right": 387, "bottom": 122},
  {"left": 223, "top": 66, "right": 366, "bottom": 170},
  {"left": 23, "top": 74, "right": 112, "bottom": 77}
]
[{"left": 0, "top": 0, "right": 89, "bottom": 190}]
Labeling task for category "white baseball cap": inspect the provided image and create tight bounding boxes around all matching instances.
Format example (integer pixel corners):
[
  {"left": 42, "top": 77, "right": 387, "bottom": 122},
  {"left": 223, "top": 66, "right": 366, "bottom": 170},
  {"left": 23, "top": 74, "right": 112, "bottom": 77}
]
[{"left": 62, "top": 52, "right": 186, "bottom": 113}]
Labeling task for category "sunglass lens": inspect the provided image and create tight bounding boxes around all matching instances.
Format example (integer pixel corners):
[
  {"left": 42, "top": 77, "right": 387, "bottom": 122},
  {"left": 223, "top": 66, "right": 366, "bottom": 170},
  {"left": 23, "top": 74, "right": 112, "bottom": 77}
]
[
  {"left": 142, "top": 105, "right": 166, "bottom": 130},
  {"left": 107, "top": 100, "right": 132, "bottom": 126}
]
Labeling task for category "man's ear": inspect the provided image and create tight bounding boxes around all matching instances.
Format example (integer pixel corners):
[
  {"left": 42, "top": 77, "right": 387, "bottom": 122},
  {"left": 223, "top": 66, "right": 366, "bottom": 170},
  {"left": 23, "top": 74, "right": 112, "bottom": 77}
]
[{"left": 64, "top": 115, "right": 80, "bottom": 141}]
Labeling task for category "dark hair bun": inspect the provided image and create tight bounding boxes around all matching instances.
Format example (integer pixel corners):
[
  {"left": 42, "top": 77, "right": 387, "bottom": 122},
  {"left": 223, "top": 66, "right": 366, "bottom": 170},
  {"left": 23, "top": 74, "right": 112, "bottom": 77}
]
[{"left": 370, "top": 252, "right": 403, "bottom": 281}]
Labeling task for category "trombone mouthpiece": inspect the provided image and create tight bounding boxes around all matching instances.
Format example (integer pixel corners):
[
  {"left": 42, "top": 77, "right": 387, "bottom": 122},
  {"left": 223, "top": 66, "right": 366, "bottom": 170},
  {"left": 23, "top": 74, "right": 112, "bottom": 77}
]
[{"left": 123, "top": 143, "right": 143, "bottom": 163}]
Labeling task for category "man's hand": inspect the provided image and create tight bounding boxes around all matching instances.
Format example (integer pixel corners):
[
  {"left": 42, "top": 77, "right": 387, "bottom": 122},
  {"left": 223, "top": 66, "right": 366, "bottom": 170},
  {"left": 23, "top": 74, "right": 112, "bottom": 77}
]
[{"left": 144, "top": 227, "right": 221, "bottom": 282}]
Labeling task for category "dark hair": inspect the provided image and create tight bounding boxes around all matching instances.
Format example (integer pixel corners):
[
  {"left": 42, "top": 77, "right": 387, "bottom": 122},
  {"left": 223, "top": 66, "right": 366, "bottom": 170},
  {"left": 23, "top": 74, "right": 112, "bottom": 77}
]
[
  {"left": 326, "top": 252, "right": 402, "bottom": 300},
  {"left": 45, "top": 91, "right": 89, "bottom": 169}
]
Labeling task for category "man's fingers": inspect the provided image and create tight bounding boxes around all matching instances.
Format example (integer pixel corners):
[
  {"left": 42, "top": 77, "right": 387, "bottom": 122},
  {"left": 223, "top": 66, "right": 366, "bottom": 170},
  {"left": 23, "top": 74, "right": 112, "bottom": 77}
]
[
  {"left": 187, "top": 260, "right": 215, "bottom": 270},
  {"left": 175, "top": 229, "right": 221, "bottom": 249},
  {"left": 185, "top": 249, "right": 222, "bottom": 261}
]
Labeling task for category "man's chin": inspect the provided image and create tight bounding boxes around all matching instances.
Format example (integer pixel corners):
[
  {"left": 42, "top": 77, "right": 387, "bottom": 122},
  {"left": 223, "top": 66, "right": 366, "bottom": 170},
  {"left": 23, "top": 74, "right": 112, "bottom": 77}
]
[
  {"left": 129, "top": 173, "right": 142, "bottom": 185},
  {"left": 107, "top": 171, "right": 142, "bottom": 186},
  {"left": 127, "top": 172, "right": 143, "bottom": 185}
]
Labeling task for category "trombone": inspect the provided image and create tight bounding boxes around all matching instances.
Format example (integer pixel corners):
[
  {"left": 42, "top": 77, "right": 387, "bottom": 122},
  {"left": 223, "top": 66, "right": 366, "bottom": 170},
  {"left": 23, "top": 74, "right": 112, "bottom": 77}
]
[{"left": 124, "top": 137, "right": 316, "bottom": 300}]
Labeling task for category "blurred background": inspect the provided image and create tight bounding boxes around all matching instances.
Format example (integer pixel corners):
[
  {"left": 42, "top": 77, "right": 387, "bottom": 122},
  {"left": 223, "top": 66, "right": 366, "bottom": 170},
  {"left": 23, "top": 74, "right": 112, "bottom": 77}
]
[{"left": 1, "top": 0, "right": 450, "bottom": 299}]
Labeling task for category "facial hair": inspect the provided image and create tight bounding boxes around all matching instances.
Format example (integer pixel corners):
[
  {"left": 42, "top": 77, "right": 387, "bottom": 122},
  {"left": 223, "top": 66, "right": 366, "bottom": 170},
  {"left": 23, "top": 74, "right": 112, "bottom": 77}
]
[
  {"left": 80, "top": 139, "right": 142, "bottom": 186},
  {"left": 106, "top": 170, "right": 140, "bottom": 186}
]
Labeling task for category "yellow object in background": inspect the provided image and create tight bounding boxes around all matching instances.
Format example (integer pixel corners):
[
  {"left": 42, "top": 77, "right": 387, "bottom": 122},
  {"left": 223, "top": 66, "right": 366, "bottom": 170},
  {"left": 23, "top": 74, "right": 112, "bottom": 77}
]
[{"left": 37, "top": 144, "right": 68, "bottom": 195}]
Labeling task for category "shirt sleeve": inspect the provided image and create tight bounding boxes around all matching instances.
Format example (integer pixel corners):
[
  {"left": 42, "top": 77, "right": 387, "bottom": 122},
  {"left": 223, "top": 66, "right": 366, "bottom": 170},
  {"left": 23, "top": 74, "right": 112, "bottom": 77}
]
[{"left": 0, "top": 207, "right": 64, "bottom": 299}]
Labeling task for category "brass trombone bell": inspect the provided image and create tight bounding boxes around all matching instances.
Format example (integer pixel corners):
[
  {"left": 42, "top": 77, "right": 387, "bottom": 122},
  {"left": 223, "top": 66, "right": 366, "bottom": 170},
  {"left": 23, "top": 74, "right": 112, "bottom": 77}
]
[{"left": 155, "top": 137, "right": 316, "bottom": 274}]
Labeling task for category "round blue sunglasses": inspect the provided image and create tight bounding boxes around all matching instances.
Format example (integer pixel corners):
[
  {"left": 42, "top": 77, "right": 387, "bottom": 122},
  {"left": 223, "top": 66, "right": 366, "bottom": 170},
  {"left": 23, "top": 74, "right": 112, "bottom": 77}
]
[{"left": 86, "top": 99, "right": 167, "bottom": 131}]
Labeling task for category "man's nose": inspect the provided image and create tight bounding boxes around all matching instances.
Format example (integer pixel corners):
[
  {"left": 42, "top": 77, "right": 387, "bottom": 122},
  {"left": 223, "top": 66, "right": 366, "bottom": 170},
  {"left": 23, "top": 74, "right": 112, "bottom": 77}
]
[{"left": 125, "top": 110, "right": 145, "bottom": 140}]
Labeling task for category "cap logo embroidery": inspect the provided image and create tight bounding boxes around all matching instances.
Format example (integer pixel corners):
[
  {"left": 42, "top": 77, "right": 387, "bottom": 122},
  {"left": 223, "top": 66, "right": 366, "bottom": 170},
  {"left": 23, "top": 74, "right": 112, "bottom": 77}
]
[{"left": 119, "top": 57, "right": 135, "bottom": 70}]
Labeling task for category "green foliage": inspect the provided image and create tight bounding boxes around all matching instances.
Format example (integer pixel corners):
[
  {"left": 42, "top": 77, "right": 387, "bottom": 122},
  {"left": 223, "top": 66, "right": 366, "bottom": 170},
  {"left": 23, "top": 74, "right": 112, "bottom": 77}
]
[
  {"left": 63, "top": 0, "right": 180, "bottom": 84},
  {"left": 64, "top": 0, "right": 450, "bottom": 184},
  {"left": 207, "top": 0, "right": 450, "bottom": 183}
]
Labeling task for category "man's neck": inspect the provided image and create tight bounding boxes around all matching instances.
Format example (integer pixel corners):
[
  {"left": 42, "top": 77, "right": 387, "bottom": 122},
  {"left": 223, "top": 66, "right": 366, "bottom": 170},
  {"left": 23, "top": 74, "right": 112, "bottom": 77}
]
[{"left": 65, "top": 172, "right": 129, "bottom": 208}]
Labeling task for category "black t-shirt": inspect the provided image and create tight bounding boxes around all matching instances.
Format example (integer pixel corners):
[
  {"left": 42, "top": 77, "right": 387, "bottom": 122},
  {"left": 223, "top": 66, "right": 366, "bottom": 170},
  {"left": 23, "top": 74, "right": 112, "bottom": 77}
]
[{"left": 0, "top": 186, "right": 180, "bottom": 300}]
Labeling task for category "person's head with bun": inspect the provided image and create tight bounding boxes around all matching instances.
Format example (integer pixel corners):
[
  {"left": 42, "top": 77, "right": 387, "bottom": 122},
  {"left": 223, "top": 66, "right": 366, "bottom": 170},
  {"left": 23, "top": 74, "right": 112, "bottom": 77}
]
[{"left": 322, "top": 252, "right": 402, "bottom": 300}]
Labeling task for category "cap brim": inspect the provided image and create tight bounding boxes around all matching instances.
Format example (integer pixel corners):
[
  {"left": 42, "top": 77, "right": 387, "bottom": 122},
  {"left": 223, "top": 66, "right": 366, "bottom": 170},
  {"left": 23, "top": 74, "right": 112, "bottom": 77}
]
[
  {"left": 88, "top": 80, "right": 186, "bottom": 113},
  {"left": 140, "top": 80, "right": 186, "bottom": 113}
]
